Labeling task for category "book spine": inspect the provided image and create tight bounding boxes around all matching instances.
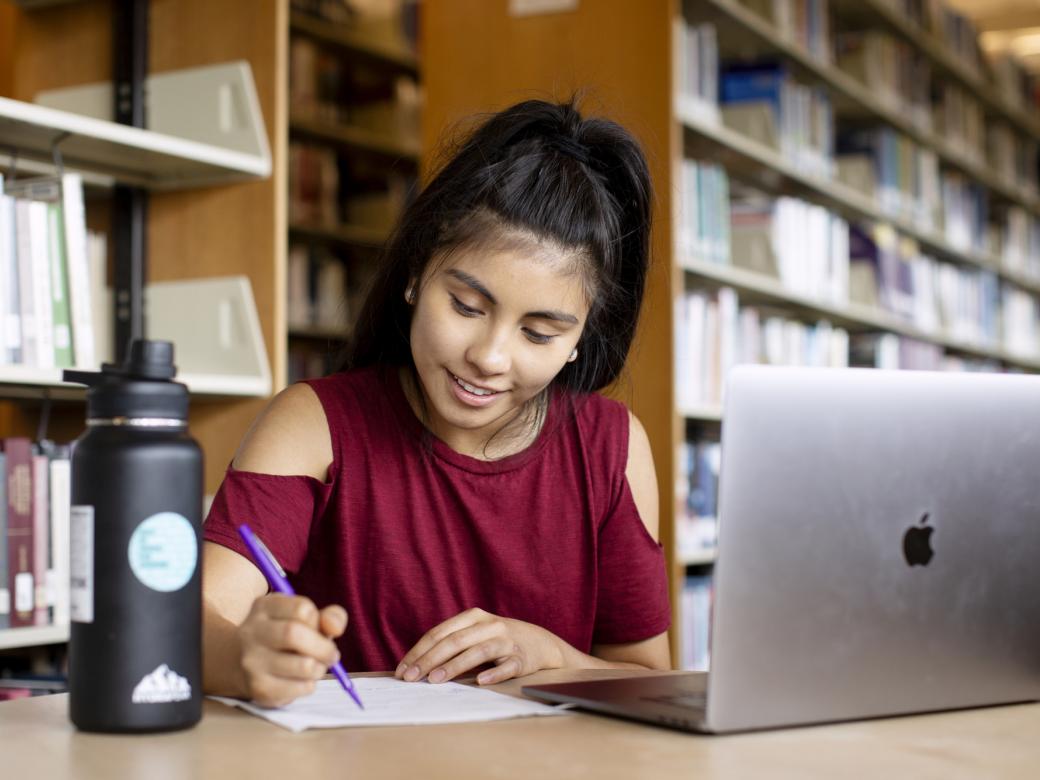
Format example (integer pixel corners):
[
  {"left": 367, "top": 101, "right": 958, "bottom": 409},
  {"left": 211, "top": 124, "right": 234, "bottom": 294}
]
[
  {"left": 0, "top": 452, "right": 8, "bottom": 630},
  {"left": 62, "top": 174, "right": 96, "bottom": 369},
  {"left": 4, "top": 438, "right": 34, "bottom": 628},
  {"left": 49, "top": 455, "right": 71, "bottom": 629},
  {"left": 28, "top": 200, "right": 55, "bottom": 369},
  {"left": 47, "top": 201, "right": 75, "bottom": 368},
  {"left": 31, "top": 454, "right": 49, "bottom": 627},
  {"left": 15, "top": 200, "right": 38, "bottom": 367}
]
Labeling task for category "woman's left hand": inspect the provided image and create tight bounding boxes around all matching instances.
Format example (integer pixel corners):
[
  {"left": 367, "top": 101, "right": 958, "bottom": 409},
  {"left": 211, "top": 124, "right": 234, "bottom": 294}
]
[{"left": 395, "top": 608, "right": 565, "bottom": 685}]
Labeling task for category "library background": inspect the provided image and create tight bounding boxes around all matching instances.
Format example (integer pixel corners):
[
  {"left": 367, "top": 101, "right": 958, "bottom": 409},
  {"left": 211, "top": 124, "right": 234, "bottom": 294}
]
[{"left": 1, "top": 0, "right": 1039, "bottom": 695}]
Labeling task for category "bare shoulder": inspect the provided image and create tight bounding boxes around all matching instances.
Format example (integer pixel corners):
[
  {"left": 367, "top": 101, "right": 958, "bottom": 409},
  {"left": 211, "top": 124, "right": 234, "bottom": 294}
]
[
  {"left": 232, "top": 382, "right": 333, "bottom": 481},
  {"left": 625, "top": 410, "right": 659, "bottom": 540}
]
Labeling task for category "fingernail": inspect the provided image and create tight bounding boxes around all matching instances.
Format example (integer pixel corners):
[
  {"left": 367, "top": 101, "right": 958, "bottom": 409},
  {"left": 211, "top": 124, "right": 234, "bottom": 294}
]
[
  {"left": 395, "top": 662, "right": 406, "bottom": 678},
  {"left": 404, "top": 665, "right": 421, "bottom": 682},
  {"left": 477, "top": 672, "right": 492, "bottom": 685},
  {"left": 429, "top": 669, "right": 445, "bottom": 683}
]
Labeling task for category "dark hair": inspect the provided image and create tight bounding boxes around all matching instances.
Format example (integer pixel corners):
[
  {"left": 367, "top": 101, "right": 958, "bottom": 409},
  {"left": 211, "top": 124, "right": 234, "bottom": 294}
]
[{"left": 342, "top": 97, "right": 653, "bottom": 395}]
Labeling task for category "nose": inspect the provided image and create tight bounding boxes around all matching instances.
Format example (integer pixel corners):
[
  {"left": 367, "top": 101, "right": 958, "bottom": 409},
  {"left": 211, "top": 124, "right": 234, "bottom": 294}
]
[{"left": 465, "top": 328, "right": 511, "bottom": 377}]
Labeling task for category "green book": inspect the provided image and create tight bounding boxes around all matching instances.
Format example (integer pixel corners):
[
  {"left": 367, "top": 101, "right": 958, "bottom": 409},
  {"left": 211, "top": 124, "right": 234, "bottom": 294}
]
[{"left": 46, "top": 201, "right": 74, "bottom": 368}]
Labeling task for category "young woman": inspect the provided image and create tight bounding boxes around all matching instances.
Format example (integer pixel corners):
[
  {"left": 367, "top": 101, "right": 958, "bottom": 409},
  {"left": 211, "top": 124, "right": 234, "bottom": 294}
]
[{"left": 201, "top": 99, "right": 672, "bottom": 707}]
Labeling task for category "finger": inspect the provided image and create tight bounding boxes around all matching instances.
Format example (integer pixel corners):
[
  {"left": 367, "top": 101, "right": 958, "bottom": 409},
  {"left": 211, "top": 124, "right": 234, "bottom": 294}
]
[
  {"left": 244, "top": 645, "right": 329, "bottom": 682},
  {"left": 476, "top": 655, "right": 523, "bottom": 686},
  {"left": 319, "top": 605, "right": 348, "bottom": 638},
  {"left": 257, "top": 617, "right": 341, "bottom": 668},
  {"left": 401, "top": 622, "right": 500, "bottom": 682},
  {"left": 395, "top": 608, "right": 487, "bottom": 679},
  {"left": 427, "top": 638, "right": 516, "bottom": 684},
  {"left": 248, "top": 674, "right": 318, "bottom": 709},
  {"left": 258, "top": 594, "right": 321, "bottom": 628}
]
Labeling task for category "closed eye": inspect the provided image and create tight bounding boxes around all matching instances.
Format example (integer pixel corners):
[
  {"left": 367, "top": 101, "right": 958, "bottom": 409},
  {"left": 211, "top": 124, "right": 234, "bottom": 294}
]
[
  {"left": 450, "top": 294, "right": 482, "bottom": 317},
  {"left": 523, "top": 328, "right": 555, "bottom": 345}
]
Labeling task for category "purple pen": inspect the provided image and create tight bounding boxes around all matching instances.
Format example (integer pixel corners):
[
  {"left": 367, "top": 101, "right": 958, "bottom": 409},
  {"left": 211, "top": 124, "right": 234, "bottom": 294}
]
[{"left": 237, "top": 523, "right": 364, "bottom": 710}]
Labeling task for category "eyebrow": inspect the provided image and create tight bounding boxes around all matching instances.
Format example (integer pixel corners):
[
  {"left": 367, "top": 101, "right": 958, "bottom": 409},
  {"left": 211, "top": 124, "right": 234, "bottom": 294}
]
[{"left": 446, "top": 269, "right": 579, "bottom": 325}]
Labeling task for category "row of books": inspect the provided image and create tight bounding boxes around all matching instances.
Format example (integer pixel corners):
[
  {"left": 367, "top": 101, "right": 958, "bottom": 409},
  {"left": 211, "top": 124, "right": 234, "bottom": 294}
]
[
  {"left": 288, "top": 244, "right": 350, "bottom": 333},
  {"left": 288, "top": 343, "right": 340, "bottom": 385},
  {"left": 675, "top": 284, "right": 1024, "bottom": 408},
  {"left": 679, "top": 574, "right": 713, "bottom": 672},
  {"left": 0, "top": 174, "right": 105, "bottom": 371},
  {"left": 677, "top": 439, "right": 720, "bottom": 556},
  {"left": 877, "top": 0, "right": 984, "bottom": 80},
  {"left": 720, "top": 62, "right": 834, "bottom": 180},
  {"left": 289, "top": 141, "right": 412, "bottom": 230},
  {"left": 0, "top": 438, "right": 71, "bottom": 632},
  {"left": 290, "top": 34, "right": 421, "bottom": 140},
  {"left": 745, "top": 0, "right": 831, "bottom": 64},
  {"left": 676, "top": 288, "right": 851, "bottom": 409},
  {"left": 291, "top": 0, "right": 419, "bottom": 53},
  {"left": 679, "top": 13, "right": 1040, "bottom": 200},
  {"left": 835, "top": 29, "right": 932, "bottom": 133},
  {"left": 680, "top": 163, "right": 1040, "bottom": 345}
]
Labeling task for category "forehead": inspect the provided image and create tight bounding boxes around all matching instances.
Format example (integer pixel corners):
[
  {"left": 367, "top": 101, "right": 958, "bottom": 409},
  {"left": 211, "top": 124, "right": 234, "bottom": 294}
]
[{"left": 435, "top": 240, "right": 591, "bottom": 316}]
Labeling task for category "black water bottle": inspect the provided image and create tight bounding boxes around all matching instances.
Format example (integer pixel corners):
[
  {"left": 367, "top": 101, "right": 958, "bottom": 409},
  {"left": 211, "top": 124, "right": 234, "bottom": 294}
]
[{"left": 63, "top": 340, "right": 203, "bottom": 733}]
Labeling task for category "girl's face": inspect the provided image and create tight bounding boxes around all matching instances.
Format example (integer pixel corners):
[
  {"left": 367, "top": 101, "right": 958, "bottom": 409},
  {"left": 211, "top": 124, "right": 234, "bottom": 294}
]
[{"left": 407, "top": 240, "right": 590, "bottom": 456}]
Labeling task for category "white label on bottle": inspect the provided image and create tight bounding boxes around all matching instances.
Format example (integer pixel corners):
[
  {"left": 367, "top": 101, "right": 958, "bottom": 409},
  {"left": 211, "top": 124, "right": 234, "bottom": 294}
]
[
  {"left": 70, "top": 505, "right": 94, "bottom": 623},
  {"left": 14, "top": 572, "right": 33, "bottom": 613}
]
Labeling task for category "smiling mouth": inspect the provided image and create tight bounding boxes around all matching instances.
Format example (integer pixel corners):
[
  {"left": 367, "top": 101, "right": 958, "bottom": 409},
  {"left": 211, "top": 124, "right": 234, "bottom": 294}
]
[{"left": 450, "top": 372, "right": 503, "bottom": 397}]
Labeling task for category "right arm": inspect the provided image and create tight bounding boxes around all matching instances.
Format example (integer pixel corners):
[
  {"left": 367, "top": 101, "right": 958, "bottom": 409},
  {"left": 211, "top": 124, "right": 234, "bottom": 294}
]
[{"left": 202, "top": 383, "right": 346, "bottom": 707}]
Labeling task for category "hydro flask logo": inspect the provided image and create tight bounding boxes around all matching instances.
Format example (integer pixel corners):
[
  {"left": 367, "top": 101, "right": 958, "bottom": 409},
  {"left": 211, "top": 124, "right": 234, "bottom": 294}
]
[{"left": 131, "top": 664, "right": 192, "bottom": 704}]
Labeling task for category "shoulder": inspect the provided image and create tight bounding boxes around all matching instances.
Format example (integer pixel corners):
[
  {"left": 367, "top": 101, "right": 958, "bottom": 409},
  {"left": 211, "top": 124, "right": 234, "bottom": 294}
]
[
  {"left": 625, "top": 410, "right": 659, "bottom": 540},
  {"left": 231, "top": 382, "right": 332, "bottom": 481}
]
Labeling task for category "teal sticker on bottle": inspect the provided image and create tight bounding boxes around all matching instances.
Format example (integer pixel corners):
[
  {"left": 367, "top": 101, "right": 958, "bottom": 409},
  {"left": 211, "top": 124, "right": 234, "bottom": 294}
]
[{"left": 127, "top": 512, "right": 198, "bottom": 592}]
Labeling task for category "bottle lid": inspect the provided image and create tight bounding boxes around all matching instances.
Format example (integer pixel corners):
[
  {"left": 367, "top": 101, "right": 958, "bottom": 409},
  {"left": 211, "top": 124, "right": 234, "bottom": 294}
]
[{"left": 63, "top": 340, "right": 189, "bottom": 422}]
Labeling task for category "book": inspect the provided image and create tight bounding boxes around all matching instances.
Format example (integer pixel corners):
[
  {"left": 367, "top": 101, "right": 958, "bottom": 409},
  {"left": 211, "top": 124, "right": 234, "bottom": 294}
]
[
  {"left": 46, "top": 201, "right": 74, "bottom": 368},
  {"left": 31, "top": 453, "right": 49, "bottom": 626},
  {"left": 47, "top": 450, "right": 71, "bottom": 629},
  {"left": 3, "top": 438, "right": 34, "bottom": 628},
  {"left": 62, "top": 173, "right": 96, "bottom": 369},
  {"left": 0, "top": 451, "right": 7, "bottom": 630}
]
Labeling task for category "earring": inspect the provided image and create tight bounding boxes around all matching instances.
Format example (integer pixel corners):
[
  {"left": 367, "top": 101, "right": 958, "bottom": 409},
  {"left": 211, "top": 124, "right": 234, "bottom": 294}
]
[
  {"left": 405, "top": 285, "right": 416, "bottom": 304},
  {"left": 568, "top": 349, "right": 578, "bottom": 362}
]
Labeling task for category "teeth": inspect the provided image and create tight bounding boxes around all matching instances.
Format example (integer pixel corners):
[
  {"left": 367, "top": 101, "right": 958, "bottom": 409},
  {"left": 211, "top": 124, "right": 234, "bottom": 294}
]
[{"left": 454, "top": 375, "right": 496, "bottom": 396}]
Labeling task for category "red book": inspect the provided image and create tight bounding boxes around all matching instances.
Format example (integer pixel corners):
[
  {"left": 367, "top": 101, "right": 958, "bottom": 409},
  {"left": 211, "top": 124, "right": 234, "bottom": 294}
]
[{"left": 3, "top": 438, "right": 34, "bottom": 628}]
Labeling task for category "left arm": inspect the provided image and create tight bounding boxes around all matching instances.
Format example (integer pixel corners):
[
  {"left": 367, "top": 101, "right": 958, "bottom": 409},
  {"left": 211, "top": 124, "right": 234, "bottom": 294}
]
[{"left": 396, "top": 410, "right": 671, "bottom": 685}]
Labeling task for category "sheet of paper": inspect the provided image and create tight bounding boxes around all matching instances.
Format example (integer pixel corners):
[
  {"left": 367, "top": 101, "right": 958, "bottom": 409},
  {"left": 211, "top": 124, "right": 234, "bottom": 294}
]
[{"left": 210, "top": 677, "right": 568, "bottom": 732}]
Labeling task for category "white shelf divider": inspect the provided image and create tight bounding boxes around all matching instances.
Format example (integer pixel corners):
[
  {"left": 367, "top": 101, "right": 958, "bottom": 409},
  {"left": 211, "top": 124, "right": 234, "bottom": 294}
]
[
  {"left": 0, "top": 624, "right": 70, "bottom": 651},
  {"left": 0, "top": 84, "right": 270, "bottom": 190}
]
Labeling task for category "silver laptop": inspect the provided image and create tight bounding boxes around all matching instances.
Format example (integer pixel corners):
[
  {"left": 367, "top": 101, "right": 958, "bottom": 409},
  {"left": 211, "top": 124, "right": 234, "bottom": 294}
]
[{"left": 524, "top": 366, "right": 1040, "bottom": 732}]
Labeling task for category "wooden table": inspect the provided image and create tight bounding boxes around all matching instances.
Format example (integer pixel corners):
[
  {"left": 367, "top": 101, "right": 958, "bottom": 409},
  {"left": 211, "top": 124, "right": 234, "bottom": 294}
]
[{"left": 2, "top": 670, "right": 1038, "bottom": 779}]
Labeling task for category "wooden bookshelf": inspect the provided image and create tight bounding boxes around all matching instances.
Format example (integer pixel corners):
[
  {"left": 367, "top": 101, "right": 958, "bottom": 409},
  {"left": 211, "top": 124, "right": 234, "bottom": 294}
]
[
  {"left": 286, "top": 9, "right": 420, "bottom": 385},
  {"left": 289, "top": 115, "right": 420, "bottom": 162},
  {"left": 289, "top": 221, "right": 390, "bottom": 249},
  {"left": 288, "top": 9, "right": 418, "bottom": 76},
  {"left": 833, "top": 0, "right": 1040, "bottom": 141},
  {"left": 697, "top": 0, "right": 1040, "bottom": 218},
  {"left": 681, "top": 259, "right": 1040, "bottom": 371},
  {"left": 677, "top": 100, "right": 1040, "bottom": 300}
]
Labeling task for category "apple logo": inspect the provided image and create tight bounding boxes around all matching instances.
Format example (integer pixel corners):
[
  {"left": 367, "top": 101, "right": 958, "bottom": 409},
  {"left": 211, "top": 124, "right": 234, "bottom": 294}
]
[{"left": 903, "top": 513, "right": 935, "bottom": 567}]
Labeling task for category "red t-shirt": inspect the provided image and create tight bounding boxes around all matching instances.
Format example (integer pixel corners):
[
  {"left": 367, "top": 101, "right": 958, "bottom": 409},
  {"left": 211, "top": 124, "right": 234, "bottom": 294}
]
[{"left": 203, "top": 365, "right": 671, "bottom": 672}]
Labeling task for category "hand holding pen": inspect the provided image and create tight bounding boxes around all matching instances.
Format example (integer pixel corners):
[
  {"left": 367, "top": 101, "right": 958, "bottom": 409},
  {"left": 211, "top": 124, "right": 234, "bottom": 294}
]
[{"left": 236, "top": 523, "right": 364, "bottom": 710}]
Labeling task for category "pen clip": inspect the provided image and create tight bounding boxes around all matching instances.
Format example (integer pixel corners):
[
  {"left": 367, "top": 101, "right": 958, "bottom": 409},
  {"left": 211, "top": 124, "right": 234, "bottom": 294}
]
[{"left": 252, "top": 533, "right": 288, "bottom": 579}]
